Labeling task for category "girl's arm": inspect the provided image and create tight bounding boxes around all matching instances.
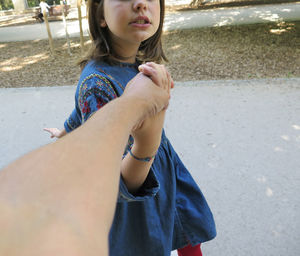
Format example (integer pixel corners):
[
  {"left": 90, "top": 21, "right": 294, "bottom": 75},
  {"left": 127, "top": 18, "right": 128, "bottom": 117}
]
[
  {"left": 45, "top": 107, "right": 82, "bottom": 139},
  {"left": 120, "top": 63, "right": 173, "bottom": 193},
  {"left": 121, "top": 110, "right": 165, "bottom": 193}
]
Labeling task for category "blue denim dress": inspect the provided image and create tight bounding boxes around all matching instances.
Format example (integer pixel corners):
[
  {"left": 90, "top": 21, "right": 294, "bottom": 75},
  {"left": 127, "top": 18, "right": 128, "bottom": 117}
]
[{"left": 64, "top": 60, "right": 216, "bottom": 256}]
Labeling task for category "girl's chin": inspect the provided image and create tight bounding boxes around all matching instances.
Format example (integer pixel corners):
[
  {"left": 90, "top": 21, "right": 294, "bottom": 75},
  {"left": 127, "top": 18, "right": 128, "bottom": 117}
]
[{"left": 134, "top": 33, "right": 155, "bottom": 43}]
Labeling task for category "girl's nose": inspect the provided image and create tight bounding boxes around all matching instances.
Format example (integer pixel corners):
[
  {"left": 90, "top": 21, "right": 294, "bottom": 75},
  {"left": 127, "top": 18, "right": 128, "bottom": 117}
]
[{"left": 133, "top": 0, "right": 148, "bottom": 11}]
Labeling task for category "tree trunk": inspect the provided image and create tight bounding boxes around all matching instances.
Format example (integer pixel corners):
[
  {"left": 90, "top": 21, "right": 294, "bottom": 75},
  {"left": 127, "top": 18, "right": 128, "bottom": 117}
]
[
  {"left": 77, "top": 0, "right": 84, "bottom": 53},
  {"left": 61, "top": 1, "right": 72, "bottom": 56},
  {"left": 12, "top": 0, "right": 28, "bottom": 12},
  {"left": 43, "top": 9, "right": 55, "bottom": 56}
]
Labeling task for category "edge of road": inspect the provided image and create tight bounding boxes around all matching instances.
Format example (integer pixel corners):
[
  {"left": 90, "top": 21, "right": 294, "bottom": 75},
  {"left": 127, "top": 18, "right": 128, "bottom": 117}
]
[
  {"left": 1, "top": 78, "right": 299, "bottom": 91},
  {"left": 176, "top": 77, "right": 300, "bottom": 87}
]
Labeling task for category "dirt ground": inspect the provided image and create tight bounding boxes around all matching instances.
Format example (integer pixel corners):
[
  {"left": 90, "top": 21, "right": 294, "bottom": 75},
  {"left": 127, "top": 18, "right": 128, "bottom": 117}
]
[{"left": 0, "top": 20, "right": 299, "bottom": 88}]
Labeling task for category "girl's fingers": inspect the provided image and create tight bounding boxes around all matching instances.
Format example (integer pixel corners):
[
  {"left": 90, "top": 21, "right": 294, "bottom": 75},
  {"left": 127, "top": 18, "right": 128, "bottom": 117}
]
[
  {"left": 145, "top": 62, "right": 164, "bottom": 86},
  {"left": 166, "top": 70, "right": 171, "bottom": 95},
  {"left": 144, "top": 62, "right": 155, "bottom": 68},
  {"left": 148, "top": 62, "right": 167, "bottom": 90},
  {"left": 164, "top": 66, "right": 170, "bottom": 91},
  {"left": 139, "top": 63, "right": 173, "bottom": 92},
  {"left": 43, "top": 128, "right": 53, "bottom": 134},
  {"left": 160, "top": 65, "right": 168, "bottom": 91},
  {"left": 171, "top": 79, "right": 174, "bottom": 89},
  {"left": 168, "top": 71, "right": 174, "bottom": 90},
  {"left": 138, "top": 64, "right": 146, "bottom": 72},
  {"left": 165, "top": 68, "right": 174, "bottom": 89},
  {"left": 44, "top": 128, "right": 58, "bottom": 138},
  {"left": 139, "top": 65, "right": 155, "bottom": 77},
  {"left": 139, "top": 65, "right": 159, "bottom": 86}
]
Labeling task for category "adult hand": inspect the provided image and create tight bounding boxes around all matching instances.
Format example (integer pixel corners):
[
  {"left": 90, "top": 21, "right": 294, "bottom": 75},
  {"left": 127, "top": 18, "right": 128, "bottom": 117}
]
[
  {"left": 138, "top": 62, "right": 174, "bottom": 94},
  {"left": 123, "top": 72, "right": 170, "bottom": 122}
]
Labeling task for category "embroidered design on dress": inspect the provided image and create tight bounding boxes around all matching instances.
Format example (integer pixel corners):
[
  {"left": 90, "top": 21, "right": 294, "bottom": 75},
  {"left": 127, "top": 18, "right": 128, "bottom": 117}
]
[
  {"left": 78, "top": 74, "right": 118, "bottom": 122},
  {"left": 97, "top": 67, "right": 126, "bottom": 91}
]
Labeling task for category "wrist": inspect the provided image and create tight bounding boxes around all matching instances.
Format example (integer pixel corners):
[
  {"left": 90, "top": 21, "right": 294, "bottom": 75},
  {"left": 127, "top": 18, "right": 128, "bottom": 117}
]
[
  {"left": 128, "top": 147, "right": 156, "bottom": 162},
  {"left": 118, "top": 96, "right": 149, "bottom": 129},
  {"left": 58, "top": 129, "right": 67, "bottom": 138},
  {"left": 131, "top": 143, "right": 159, "bottom": 159}
]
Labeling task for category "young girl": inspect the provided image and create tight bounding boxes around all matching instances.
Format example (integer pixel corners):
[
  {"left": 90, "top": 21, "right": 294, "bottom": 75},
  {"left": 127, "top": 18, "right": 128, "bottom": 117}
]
[{"left": 44, "top": 0, "right": 216, "bottom": 255}]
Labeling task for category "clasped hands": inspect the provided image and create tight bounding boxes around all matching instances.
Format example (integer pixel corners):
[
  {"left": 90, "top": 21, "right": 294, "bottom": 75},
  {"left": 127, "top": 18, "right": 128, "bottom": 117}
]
[
  {"left": 124, "top": 62, "right": 174, "bottom": 158},
  {"left": 44, "top": 62, "right": 174, "bottom": 151}
]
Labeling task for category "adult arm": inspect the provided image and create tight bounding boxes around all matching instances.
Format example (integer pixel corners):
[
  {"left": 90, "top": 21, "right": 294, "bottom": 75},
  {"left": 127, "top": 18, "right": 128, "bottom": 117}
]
[{"left": 0, "top": 73, "right": 169, "bottom": 256}]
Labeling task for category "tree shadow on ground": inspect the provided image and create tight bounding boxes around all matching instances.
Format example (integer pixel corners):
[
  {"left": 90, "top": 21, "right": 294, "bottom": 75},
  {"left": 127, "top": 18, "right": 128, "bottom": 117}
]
[{"left": 171, "top": 0, "right": 299, "bottom": 12}]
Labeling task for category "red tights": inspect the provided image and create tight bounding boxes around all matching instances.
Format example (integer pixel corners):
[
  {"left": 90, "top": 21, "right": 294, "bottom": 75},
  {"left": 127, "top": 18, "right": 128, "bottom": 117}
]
[{"left": 177, "top": 243, "right": 202, "bottom": 256}]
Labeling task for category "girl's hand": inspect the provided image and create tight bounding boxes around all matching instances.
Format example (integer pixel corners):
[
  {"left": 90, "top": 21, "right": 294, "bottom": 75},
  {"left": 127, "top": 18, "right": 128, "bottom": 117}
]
[
  {"left": 43, "top": 128, "right": 66, "bottom": 139},
  {"left": 138, "top": 62, "right": 174, "bottom": 94}
]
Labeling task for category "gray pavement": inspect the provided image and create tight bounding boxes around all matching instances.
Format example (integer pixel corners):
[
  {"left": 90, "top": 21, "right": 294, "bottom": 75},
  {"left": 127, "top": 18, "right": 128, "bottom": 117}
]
[
  {"left": 1, "top": 78, "right": 300, "bottom": 255},
  {"left": 0, "top": 2, "right": 299, "bottom": 42}
]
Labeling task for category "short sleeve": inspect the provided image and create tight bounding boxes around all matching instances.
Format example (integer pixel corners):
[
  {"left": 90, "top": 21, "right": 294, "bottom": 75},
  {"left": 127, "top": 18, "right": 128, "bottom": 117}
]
[
  {"left": 77, "top": 74, "right": 118, "bottom": 122},
  {"left": 118, "top": 167, "right": 160, "bottom": 203},
  {"left": 64, "top": 108, "right": 81, "bottom": 133},
  {"left": 117, "top": 136, "right": 160, "bottom": 203}
]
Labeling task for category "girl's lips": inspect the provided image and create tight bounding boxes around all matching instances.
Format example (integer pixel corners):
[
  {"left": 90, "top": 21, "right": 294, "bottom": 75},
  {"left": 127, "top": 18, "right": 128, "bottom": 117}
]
[
  {"left": 131, "top": 15, "right": 150, "bottom": 24},
  {"left": 130, "top": 15, "right": 151, "bottom": 28},
  {"left": 130, "top": 23, "right": 151, "bottom": 29}
]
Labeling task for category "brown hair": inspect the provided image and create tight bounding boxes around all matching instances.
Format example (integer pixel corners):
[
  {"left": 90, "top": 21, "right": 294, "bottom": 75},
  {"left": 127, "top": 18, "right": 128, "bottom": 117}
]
[{"left": 79, "top": 0, "right": 167, "bottom": 69}]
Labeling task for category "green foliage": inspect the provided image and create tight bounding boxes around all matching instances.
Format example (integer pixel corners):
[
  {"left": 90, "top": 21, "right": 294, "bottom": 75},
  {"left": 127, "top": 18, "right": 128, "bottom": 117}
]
[
  {"left": 0, "top": 0, "right": 61, "bottom": 9},
  {"left": 27, "top": 0, "right": 39, "bottom": 7},
  {"left": 0, "top": 0, "right": 14, "bottom": 10},
  {"left": 45, "top": 0, "right": 61, "bottom": 5},
  {"left": 27, "top": 0, "right": 61, "bottom": 7}
]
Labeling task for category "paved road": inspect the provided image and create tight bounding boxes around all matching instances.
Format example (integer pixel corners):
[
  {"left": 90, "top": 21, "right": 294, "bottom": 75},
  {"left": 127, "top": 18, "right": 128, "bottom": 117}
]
[
  {"left": 0, "top": 2, "right": 299, "bottom": 42},
  {"left": 1, "top": 78, "right": 300, "bottom": 255}
]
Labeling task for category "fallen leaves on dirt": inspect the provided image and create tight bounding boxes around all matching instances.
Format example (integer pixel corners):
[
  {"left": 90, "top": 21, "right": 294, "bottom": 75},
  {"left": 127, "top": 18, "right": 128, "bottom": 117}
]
[{"left": 164, "top": 21, "right": 299, "bottom": 81}]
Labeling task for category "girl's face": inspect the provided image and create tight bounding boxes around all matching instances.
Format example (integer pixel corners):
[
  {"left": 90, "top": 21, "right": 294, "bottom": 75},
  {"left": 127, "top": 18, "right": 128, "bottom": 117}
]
[{"left": 101, "top": 0, "right": 160, "bottom": 52}]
